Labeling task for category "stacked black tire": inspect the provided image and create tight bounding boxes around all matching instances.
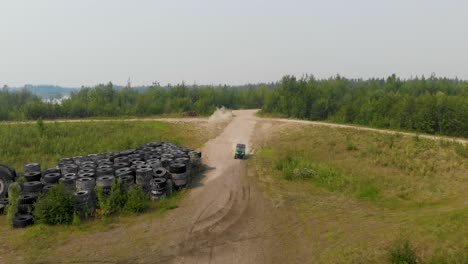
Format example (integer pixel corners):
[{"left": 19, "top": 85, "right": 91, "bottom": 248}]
[{"left": 1, "top": 141, "right": 202, "bottom": 228}]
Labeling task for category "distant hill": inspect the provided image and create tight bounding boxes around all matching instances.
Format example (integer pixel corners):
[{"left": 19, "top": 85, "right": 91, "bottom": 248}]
[
  {"left": 25, "top": 85, "right": 78, "bottom": 99},
  {"left": 10, "top": 85, "right": 78, "bottom": 99}
]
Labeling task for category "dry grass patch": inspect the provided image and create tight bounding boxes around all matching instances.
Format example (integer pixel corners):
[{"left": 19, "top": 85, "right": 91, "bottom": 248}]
[{"left": 251, "top": 121, "right": 468, "bottom": 263}]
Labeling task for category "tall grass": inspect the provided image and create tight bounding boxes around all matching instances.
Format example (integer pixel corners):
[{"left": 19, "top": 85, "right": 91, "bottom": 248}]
[
  {"left": 0, "top": 121, "right": 205, "bottom": 171},
  {"left": 253, "top": 123, "right": 467, "bottom": 263}
]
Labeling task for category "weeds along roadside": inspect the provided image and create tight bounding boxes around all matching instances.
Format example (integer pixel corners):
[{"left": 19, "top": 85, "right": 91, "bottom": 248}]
[{"left": 250, "top": 123, "right": 467, "bottom": 263}]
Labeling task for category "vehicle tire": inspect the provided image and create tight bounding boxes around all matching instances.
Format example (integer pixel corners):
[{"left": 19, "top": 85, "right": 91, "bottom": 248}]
[
  {"left": 115, "top": 167, "right": 132, "bottom": 175},
  {"left": 96, "top": 176, "right": 115, "bottom": 188},
  {"left": 153, "top": 167, "right": 167, "bottom": 178},
  {"left": 21, "top": 181, "right": 43, "bottom": 194},
  {"left": 24, "top": 163, "right": 41, "bottom": 173},
  {"left": 78, "top": 172, "right": 95, "bottom": 179},
  {"left": 13, "top": 214, "right": 34, "bottom": 228},
  {"left": 96, "top": 167, "right": 114, "bottom": 177},
  {"left": 42, "top": 173, "right": 61, "bottom": 185},
  {"left": 113, "top": 162, "right": 129, "bottom": 170},
  {"left": 175, "top": 157, "right": 190, "bottom": 166},
  {"left": 0, "top": 203, "right": 5, "bottom": 214},
  {"left": 74, "top": 190, "right": 90, "bottom": 203},
  {"left": 19, "top": 193, "right": 38, "bottom": 205},
  {"left": 61, "top": 164, "right": 79, "bottom": 175},
  {"left": 169, "top": 163, "right": 186, "bottom": 174},
  {"left": 23, "top": 171, "right": 42, "bottom": 182},
  {"left": 76, "top": 177, "right": 96, "bottom": 191},
  {"left": 44, "top": 168, "right": 60, "bottom": 175},
  {"left": 59, "top": 175, "right": 77, "bottom": 192},
  {"left": 0, "top": 165, "right": 16, "bottom": 198},
  {"left": 150, "top": 177, "right": 167, "bottom": 190},
  {"left": 78, "top": 169, "right": 95, "bottom": 177}
]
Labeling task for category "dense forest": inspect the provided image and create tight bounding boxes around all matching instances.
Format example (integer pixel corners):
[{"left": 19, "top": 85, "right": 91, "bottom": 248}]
[
  {"left": 1, "top": 74, "right": 467, "bottom": 137},
  {"left": 262, "top": 75, "right": 468, "bottom": 137},
  {"left": 0, "top": 83, "right": 271, "bottom": 120}
]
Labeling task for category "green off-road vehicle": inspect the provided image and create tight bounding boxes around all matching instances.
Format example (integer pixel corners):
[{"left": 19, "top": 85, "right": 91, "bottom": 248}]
[{"left": 234, "top": 144, "right": 246, "bottom": 159}]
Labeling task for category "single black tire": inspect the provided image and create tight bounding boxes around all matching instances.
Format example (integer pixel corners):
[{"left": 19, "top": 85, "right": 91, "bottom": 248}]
[
  {"left": 161, "top": 158, "right": 173, "bottom": 168},
  {"left": 136, "top": 168, "right": 153, "bottom": 180},
  {"left": 42, "top": 173, "right": 61, "bottom": 184},
  {"left": 61, "top": 164, "right": 78, "bottom": 175},
  {"left": 150, "top": 177, "right": 167, "bottom": 190},
  {"left": 147, "top": 160, "right": 162, "bottom": 169},
  {"left": 80, "top": 164, "right": 96, "bottom": 171},
  {"left": 44, "top": 167, "right": 61, "bottom": 175},
  {"left": 175, "top": 157, "right": 190, "bottom": 165},
  {"left": 96, "top": 176, "right": 115, "bottom": 188},
  {"left": 22, "top": 181, "right": 43, "bottom": 194},
  {"left": 116, "top": 170, "right": 133, "bottom": 179},
  {"left": 78, "top": 169, "right": 95, "bottom": 177},
  {"left": 19, "top": 193, "right": 38, "bottom": 205},
  {"left": 96, "top": 167, "right": 114, "bottom": 177},
  {"left": 24, "top": 163, "right": 41, "bottom": 173},
  {"left": 13, "top": 214, "right": 35, "bottom": 228},
  {"left": 169, "top": 163, "right": 186, "bottom": 174},
  {"left": 113, "top": 162, "right": 129, "bottom": 170},
  {"left": 97, "top": 164, "right": 112, "bottom": 170},
  {"left": 115, "top": 167, "right": 132, "bottom": 175},
  {"left": 0, "top": 203, "right": 5, "bottom": 214},
  {"left": 23, "top": 171, "right": 42, "bottom": 182},
  {"left": 76, "top": 177, "right": 96, "bottom": 191},
  {"left": 154, "top": 167, "right": 167, "bottom": 178},
  {"left": 59, "top": 175, "right": 77, "bottom": 187},
  {"left": 74, "top": 190, "right": 90, "bottom": 203}
]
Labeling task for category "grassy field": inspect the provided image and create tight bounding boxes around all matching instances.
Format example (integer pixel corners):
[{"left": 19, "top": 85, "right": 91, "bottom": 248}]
[
  {"left": 0, "top": 120, "right": 212, "bottom": 172},
  {"left": 251, "top": 122, "right": 468, "bottom": 263},
  {"left": 0, "top": 120, "right": 218, "bottom": 263}
]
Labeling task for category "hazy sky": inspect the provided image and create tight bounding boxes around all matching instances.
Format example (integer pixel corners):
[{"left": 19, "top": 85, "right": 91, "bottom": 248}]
[{"left": 1, "top": 0, "right": 467, "bottom": 87}]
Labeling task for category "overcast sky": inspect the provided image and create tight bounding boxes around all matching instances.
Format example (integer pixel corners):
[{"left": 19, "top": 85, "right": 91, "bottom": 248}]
[{"left": 1, "top": 0, "right": 467, "bottom": 87}]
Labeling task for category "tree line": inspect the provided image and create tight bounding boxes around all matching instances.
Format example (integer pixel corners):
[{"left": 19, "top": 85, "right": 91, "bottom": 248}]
[
  {"left": 1, "top": 74, "right": 467, "bottom": 137},
  {"left": 262, "top": 74, "right": 468, "bottom": 137},
  {"left": 0, "top": 83, "right": 271, "bottom": 120}
]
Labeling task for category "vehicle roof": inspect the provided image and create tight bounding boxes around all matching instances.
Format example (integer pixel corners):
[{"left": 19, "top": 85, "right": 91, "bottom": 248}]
[{"left": 236, "top": 144, "right": 246, "bottom": 148}]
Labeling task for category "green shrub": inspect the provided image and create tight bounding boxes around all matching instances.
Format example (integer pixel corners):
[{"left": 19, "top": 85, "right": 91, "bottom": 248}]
[
  {"left": 124, "top": 185, "right": 149, "bottom": 214},
  {"left": 389, "top": 239, "right": 420, "bottom": 264},
  {"left": 34, "top": 184, "right": 75, "bottom": 225},
  {"left": 6, "top": 182, "right": 21, "bottom": 227},
  {"left": 96, "top": 179, "right": 129, "bottom": 217},
  {"left": 108, "top": 179, "right": 128, "bottom": 211}
]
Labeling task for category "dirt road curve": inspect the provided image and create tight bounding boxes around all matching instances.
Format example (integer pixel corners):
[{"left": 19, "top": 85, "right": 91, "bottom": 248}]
[{"left": 3, "top": 110, "right": 465, "bottom": 145}]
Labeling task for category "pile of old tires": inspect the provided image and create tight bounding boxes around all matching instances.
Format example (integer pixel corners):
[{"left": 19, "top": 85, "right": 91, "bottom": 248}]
[{"left": 0, "top": 142, "right": 202, "bottom": 228}]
